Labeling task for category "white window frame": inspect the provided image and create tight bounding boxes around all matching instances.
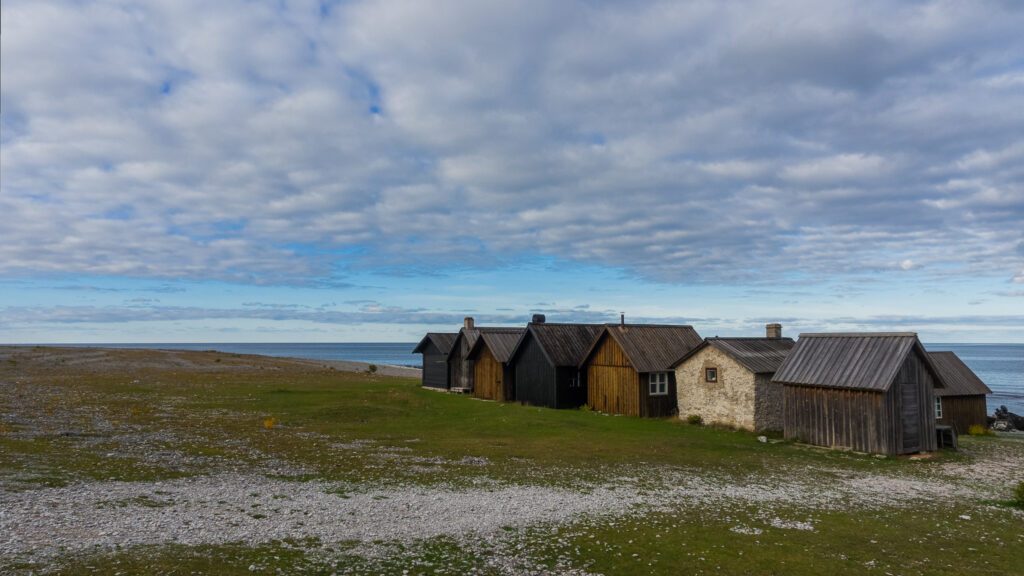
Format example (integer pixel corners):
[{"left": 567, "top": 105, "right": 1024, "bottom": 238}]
[
  {"left": 649, "top": 372, "right": 669, "bottom": 396},
  {"left": 935, "top": 396, "right": 943, "bottom": 419},
  {"left": 705, "top": 367, "right": 718, "bottom": 383}
]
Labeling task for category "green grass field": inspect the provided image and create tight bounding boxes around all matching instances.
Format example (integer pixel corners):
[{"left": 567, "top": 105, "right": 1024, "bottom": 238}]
[{"left": 1, "top": 347, "right": 1022, "bottom": 575}]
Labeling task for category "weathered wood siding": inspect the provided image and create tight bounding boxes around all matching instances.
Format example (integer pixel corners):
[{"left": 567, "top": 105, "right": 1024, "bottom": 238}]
[
  {"left": 783, "top": 349, "right": 937, "bottom": 454},
  {"left": 449, "top": 336, "right": 474, "bottom": 391},
  {"left": 473, "top": 347, "right": 504, "bottom": 401},
  {"left": 896, "top": 352, "right": 936, "bottom": 452},
  {"left": 783, "top": 386, "right": 892, "bottom": 453},
  {"left": 513, "top": 335, "right": 557, "bottom": 407},
  {"left": 419, "top": 340, "right": 449, "bottom": 389},
  {"left": 585, "top": 335, "right": 676, "bottom": 417},
  {"left": 936, "top": 395, "right": 988, "bottom": 434},
  {"left": 587, "top": 335, "right": 640, "bottom": 416}
]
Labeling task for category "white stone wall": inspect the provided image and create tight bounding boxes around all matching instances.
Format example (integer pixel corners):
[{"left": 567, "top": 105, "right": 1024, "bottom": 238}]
[
  {"left": 675, "top": 347, "right": 757, "bottom": 430},
  {"left": 675, "top": 346, "right": 784, "bottom": 432}
]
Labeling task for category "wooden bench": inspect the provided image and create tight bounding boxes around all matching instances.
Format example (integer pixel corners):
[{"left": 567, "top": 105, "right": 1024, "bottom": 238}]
[{"left": 935, "top": 425, "right": 958, "bottom": 450}]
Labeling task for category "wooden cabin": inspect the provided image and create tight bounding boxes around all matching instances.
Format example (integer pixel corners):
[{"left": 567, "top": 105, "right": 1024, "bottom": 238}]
[
  {"left": 774, "top": 333, "right": 943, "bottom": 455},
  {"left": 579, "top": 323, "right": 702, "bottom": 417},
  {"left": 507, "top": 316, "right": 603, "bottom": 409},
  {"left": 412, "top": 332, "right": 458, "bottom": 389},
  {"left": 928, "top": 351, "right": 992, "bottom": 433},
  {"left": 465, "top": 328, "right": 525, "bottom": 401},
  {"left": 672, "top": 324, "right": 794, "bottom": 431},
  {"left": 447, "top": 317, "right": 524, "bottom": 394}
]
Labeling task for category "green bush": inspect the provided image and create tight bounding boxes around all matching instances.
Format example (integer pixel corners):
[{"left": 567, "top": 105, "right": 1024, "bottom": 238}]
[
  {"left": 367, "top": 364, "right": 378, "bottom": 374},
  {"left": 686, "top": 414, "right": 703, "bottom": 426},
  {"left": 1013, "top": 481, "right": 1024, "bottom": 509},
  {"left": 579, "top": 404, "right": 592, "bottom": 412}
]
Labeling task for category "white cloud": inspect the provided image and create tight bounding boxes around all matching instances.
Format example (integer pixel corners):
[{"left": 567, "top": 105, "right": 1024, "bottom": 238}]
[{"left": 1, "top": 0, "right": 1023, "bottom": 288}]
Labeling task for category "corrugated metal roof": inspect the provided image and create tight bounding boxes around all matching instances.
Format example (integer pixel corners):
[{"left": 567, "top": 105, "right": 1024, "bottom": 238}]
[
  {"left": 412, "top": 332, "right": 458, "bottom": 354},
  {"left": 673, "top": 337, "right": 795, "bottom": 373},
  {"left": 468, "top": 328, "right": 526, "bottom": 363},
  {"left": 773, "top": 333, "right": 929, "bottom": 391},
  {"left": 511, "top": 323, "right": 604, "bottom": 367},
  {"left": 583, "top": 324, "right": 703, "bottom": 373},
  {"left": 928, "top": 351, "right": 992, "bottom": 397}
]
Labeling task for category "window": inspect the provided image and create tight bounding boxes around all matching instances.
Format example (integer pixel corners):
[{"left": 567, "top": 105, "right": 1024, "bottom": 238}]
[
  {"left": 705, "top": 367, "right": 718, "bottom": 383},
  {"left": 568, "top": 373, "right": 581, "bottom": 388},
  {"left": 935, "top": 396, "right": 943, "bottom": 419},
  {"left": 649, "top": 372, "right": 668, "bottom": 396}
]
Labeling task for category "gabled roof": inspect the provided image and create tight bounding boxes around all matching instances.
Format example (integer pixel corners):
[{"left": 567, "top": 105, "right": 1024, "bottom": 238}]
[
  {"left": 773, "top": 332, "right": 942, "bottom": 392},
  {"left": 508, "top": 323, "right": 604, "bottom": 367},
  {"left": 672, "top": 337, "right": 795, "bottom": 374},
  {"left": 466, "top": 328, "right": 526, "bottom": 363},
  {"left": 928, "top": 351, "right": 992, "bottom": 397},
  {"left": 580, "top": 324, "right": 703, "bottom": 373},
  {"left": 412, "top": 332, "right": 458, "bottom": 354}
]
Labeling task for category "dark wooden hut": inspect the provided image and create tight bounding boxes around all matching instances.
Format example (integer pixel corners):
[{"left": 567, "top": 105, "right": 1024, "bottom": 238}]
[
  {"left": 774, "top": 333, "right": 943, "bottom": 454},
  {"left": 578, "top": 323, "right": 702, "bottom": 417},
  {"left": 465, "top": 328, "right": 525, "bottom": 401},
  {"left": 412, "top": 332, "right": 458, "bottom": 390},
  {"left": 448, "top": 318, "right": 482, "bottom": 393},
  {"left": 447, "top": 317, "right": 524, "bottom": 394},
  {"left": 507, "top": 316, "right": 603, "bottom": 409},
  {"left": 928, "top": 351, "right": 992, "bottom": 433}
]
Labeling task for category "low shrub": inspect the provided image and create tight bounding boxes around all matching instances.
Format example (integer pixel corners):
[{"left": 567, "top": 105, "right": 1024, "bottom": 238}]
[
  {"left": 367, "top": 364, "right": 378, "bottom": 374},
  {"left": 686, "top": 414, "right": 703, "bottom": 426},
  {"left": 1013, "top": 481, "right": 1024, "bottom": 509},
  {"left": 579, "top": 404, "right": 592, "bottom": 412},
  {"left": 968, "top": 424, "right": 994, "bottom": 436}
]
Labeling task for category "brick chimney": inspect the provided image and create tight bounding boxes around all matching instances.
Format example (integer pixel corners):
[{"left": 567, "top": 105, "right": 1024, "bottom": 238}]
[
  {"left": 464, "top": 317, "right": 475, "bottom": 330},
  {"left": 532, "top": 314, "right": 546, "bottom": 323},
  {"left": 766, "top": 323, "right": 782, "bottom": 339}
]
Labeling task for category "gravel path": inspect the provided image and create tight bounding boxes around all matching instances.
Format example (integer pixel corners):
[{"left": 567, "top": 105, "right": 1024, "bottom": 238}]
[{"left": 4, "top": 459, "right": 1017, "bottom": 563}]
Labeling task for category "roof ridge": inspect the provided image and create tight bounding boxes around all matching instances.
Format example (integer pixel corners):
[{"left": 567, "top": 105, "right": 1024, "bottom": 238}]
[
  {"left": 797, "top": 332, "right": 918, "bottom": 338},
  {"left": 605, "top": 323, "right": 695, "bottom": 328},
  {"left": 709, "top": 336, "right": 794, "bottom": 340}
]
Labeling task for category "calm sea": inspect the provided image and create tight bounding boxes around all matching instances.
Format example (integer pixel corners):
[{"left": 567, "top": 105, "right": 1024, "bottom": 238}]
[
  {"left": 925, "top": 343, "right": 1024, "bottom": 415},
  {"left": 56, "top": 342, "right": 1023, "bottom": 414}
]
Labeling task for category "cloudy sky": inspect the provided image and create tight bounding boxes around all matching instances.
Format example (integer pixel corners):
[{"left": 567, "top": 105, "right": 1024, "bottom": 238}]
[{"left": 2, "top": 0, "right": 1023, "bottom": 343}]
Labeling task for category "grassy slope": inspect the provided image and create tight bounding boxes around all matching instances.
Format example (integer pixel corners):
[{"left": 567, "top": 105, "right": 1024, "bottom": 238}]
[{"left": 1, "top": 347, "right": 1022, "bottom": 575}]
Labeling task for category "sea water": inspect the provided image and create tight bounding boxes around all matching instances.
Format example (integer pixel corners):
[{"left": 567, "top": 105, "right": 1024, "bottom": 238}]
[{"left": 926, "top": 343, "right": 1024, "bottom": 414}]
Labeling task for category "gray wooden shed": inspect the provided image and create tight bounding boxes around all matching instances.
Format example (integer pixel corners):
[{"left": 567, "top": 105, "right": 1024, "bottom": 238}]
[{"left": 774, "top": 333, "right": 943, "bottom": 454}]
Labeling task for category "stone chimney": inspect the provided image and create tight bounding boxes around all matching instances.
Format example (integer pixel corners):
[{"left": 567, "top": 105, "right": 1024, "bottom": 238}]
[
  {"left": 532, "top": 314, "right": 546, "bottom": 323},
  {"left": 766, "top": 323, "right": 782, "bottom": 339},
  {"left": 464, "top": 317, "right": 475, "bottom": 330}
]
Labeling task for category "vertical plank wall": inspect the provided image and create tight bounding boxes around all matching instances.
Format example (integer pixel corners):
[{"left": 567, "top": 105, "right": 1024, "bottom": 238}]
[
  {"left": 937, "top": 396, "right": 988, "bottom": 433},
  {"left": 783, "top": 386, "right": 887, "bottom": 453},
  {"left": 420, "top": 340, "right": 449, "bottom": 389},
  {"left": 513, "top": 335, "right": 557, "bottom": 407},
  {"left": 586, "top": 335, "right": 640, "bottom": 416},
  {"left": 473, "top": 347, "right": 504, "bottom": 401}
]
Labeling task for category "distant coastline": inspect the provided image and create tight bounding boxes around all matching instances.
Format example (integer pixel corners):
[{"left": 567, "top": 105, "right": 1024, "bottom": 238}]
[
  {"left": 17, "top": 341, "right": 1024, "bottom": 413},
  {"left": 41, "top": 342, "right": 421, "bottom": 368}
]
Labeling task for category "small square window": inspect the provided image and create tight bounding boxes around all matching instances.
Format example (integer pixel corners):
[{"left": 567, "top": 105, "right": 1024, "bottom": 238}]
[
  {"left": 705, "top": 367, "right": 718, "bottom": 383},
  {"left": 649, "top": 372, "right": 668, "bottom": 396}
]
